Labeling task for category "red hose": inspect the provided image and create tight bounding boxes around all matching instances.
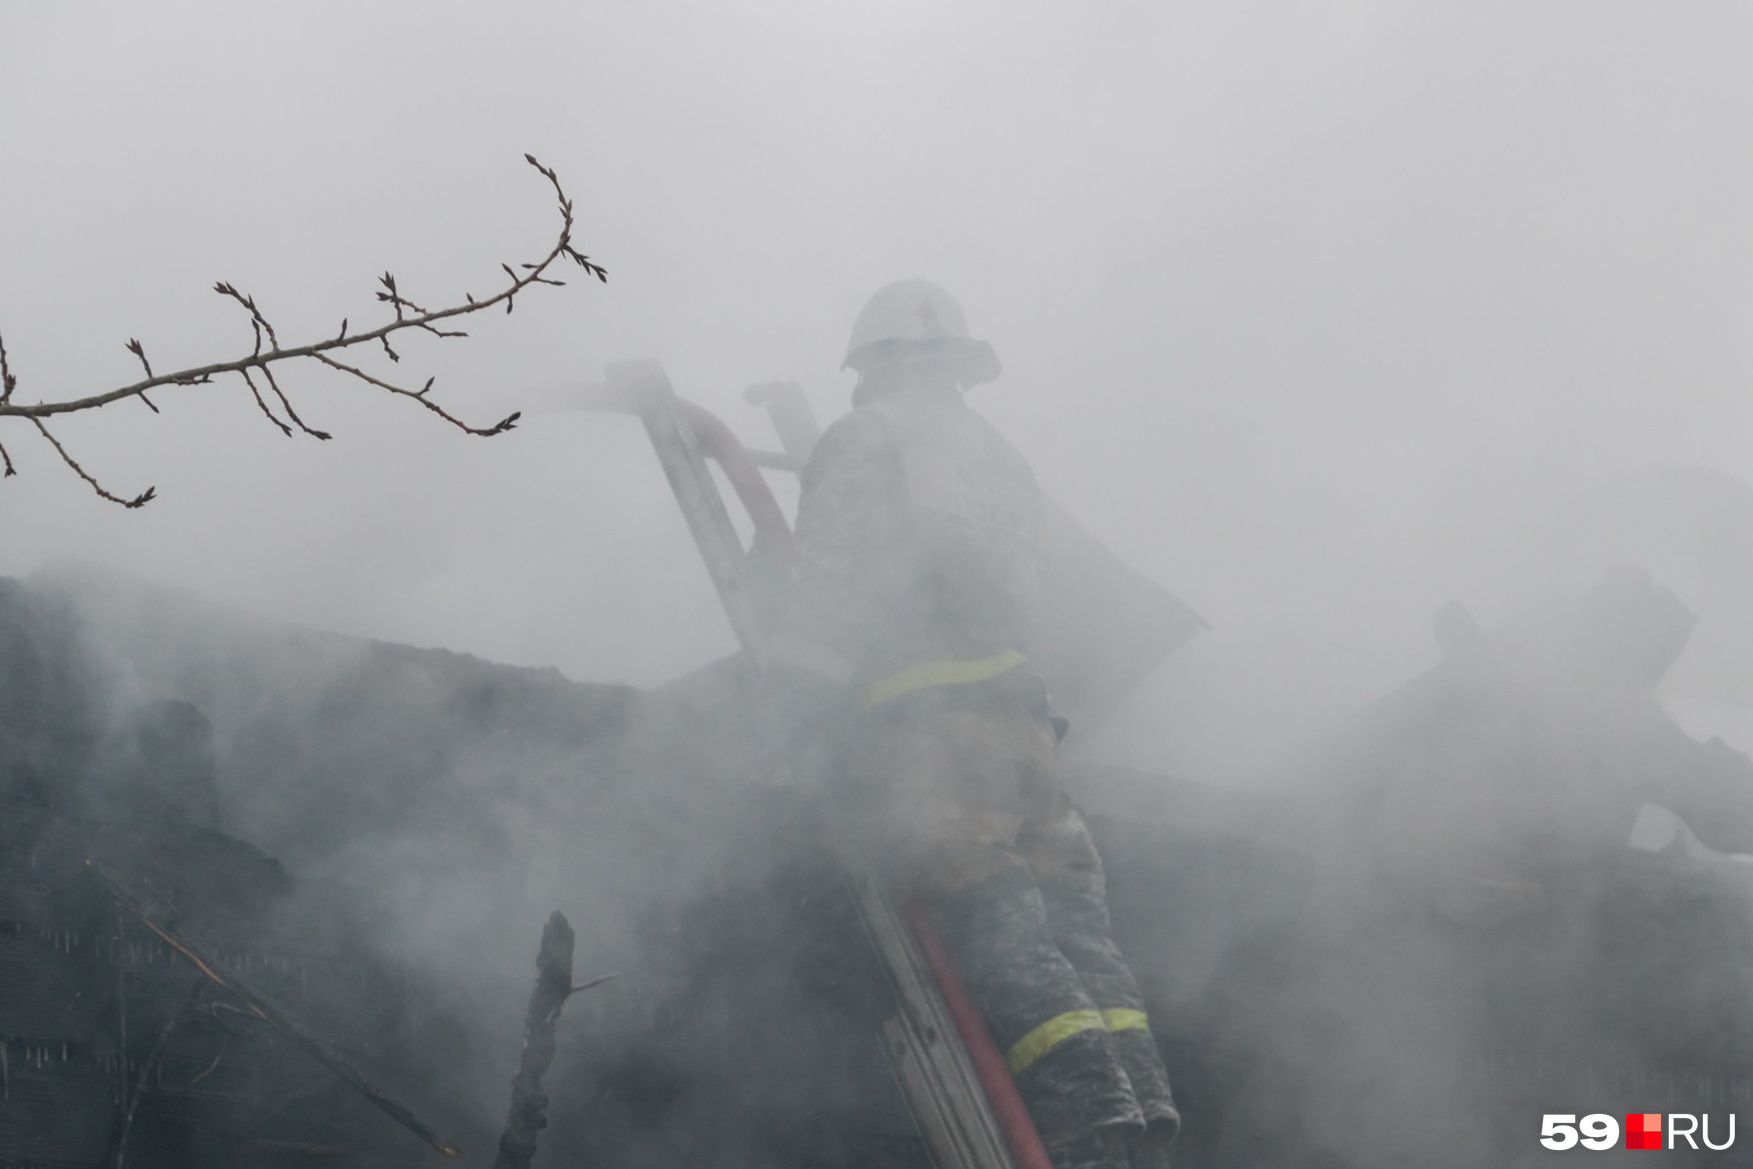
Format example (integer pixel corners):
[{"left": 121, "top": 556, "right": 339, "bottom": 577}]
[{"left": 905, "top": 899, "right": 1056, "bottom": 1169}]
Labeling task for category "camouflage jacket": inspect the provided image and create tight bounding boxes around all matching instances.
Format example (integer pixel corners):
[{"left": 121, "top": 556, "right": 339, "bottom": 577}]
[{"left": 770, "top": 385, "right": 1051, "bottom": 691}]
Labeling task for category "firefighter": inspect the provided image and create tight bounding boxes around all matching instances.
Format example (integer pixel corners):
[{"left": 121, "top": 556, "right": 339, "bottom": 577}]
[{"left": 764, "top": 280, "right": 1179, "bottom": 1169}]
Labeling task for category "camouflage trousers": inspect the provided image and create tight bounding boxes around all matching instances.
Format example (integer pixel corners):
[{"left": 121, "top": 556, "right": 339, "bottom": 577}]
[{"left": 843, "top": 673, "right": 1179, "bottom": 1159}]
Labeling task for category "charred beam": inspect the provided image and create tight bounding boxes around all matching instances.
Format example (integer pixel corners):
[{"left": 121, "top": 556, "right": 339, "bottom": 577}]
[
  {"left": 87, "top": 860, "right": 460, "bottom": 1158},
  {"left": 492, "top": 911, "right": 615, "bottom": 1169}
]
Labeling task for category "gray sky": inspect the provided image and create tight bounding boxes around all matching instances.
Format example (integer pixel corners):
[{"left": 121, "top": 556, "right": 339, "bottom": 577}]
[{"left": 3, "top": 2, "right": 1750, "bottom": 778}]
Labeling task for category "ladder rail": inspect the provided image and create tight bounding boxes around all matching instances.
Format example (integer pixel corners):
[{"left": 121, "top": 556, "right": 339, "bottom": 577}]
[{"left": 599, "top": 359, "right": 1025, "bottom": 1169}]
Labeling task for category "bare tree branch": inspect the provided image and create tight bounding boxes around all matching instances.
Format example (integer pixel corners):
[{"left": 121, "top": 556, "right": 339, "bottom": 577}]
[
  {"left": 31, "top": 418, "right": 155, "bottom": 507},
  {"left": 0, "top": 331, "right": 15, "bottom": 405},
  {"left": 261, "top": 363, "right": 330, "bottom": 439},
  {"left": 240, "top": 368, "right": 293, "bottom": 437},
  {"left": 312, "top": 352, "right": 519, "bottom": 436},
  {"left": 0, "top": 153, "right": 605, "bottom": 506}
]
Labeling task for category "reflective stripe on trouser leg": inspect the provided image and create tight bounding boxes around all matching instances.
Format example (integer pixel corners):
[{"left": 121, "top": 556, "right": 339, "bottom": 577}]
[
  {"left": 1037, "top": 871, "right": 1180, "bottom": 1141},
  {"left": 926, "top": 865, "right": 1144, "bottom": 1151}
]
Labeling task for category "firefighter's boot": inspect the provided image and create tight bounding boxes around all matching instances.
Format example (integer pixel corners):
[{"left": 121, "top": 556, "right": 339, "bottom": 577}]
[{"left": 1049, "top": 1122, "right": 1137, "bottom": 1169}]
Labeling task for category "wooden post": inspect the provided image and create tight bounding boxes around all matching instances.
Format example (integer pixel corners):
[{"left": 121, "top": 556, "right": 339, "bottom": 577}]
[{"left": 492, "top": 912, "right": 576, "bottom": 1169}]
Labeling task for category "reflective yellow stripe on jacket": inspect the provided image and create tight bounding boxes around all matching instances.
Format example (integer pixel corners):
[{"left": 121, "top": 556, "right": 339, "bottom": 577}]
[
  {"left": 1099, "top": 1008, "right": 1149, "bottom": 1035},
  {"left": 1005, "top": 1008, "right": 1153, "bottom": 1075},
  {"left": 862, "top": 649, "right": 1027, "bottom": 710}
]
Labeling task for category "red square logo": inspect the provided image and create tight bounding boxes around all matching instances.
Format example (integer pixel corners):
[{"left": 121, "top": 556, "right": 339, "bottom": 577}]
[{"left": 1626, "top": 1113, "right": 1663, "bottom": 1149}]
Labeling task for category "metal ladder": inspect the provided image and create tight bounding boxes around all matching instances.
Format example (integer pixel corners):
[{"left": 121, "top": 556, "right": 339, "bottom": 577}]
[{"left": 581, "top": 358, "right": 1026, "bottom": 1169}]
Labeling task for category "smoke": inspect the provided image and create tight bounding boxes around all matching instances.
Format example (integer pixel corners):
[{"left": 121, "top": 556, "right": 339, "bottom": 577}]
[
  {"left": 5, "top": 3, "right": 1753, "bottom": 1166},
  {"left": 4, "top": 3, "right": 1750, "bottom": 712}
]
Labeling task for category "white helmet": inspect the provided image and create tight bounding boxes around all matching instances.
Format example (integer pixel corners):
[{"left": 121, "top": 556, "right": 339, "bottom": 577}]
[{"left": 843, "top": 279, "right": 1001, "bottom": 387}]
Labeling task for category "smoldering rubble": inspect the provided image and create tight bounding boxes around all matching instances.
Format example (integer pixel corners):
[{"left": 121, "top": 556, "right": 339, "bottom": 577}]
[{"left": 2, "top": 545, "right": 1753, "bottom": 1168}]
